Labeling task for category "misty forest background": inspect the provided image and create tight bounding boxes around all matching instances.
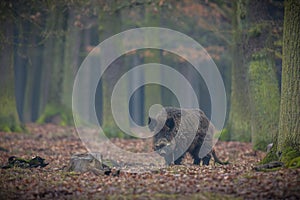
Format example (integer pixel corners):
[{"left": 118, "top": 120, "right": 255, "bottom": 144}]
[{"left": 0, "top": 0, "right": 299, "bottom": 162}]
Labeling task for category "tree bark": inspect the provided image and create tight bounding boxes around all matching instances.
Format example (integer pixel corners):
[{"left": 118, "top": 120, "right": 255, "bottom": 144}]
[
  {"left": 227, "top": 0, "right": 251, "bottom": 142},
  {"left": 38, "top": 8, "right": 73, "bottom": 125},
  {"left": 228, "top": 0, "right": 281, "bottom": 149},
  {"left": 278, "top": 0, "right": 300, "bottom": 153},
  {"left": 247, "top": 0, "right": 281, "bottom": 151},
  {"left": 99, "top": 7, "right": 128, "bottom": 137},
  {"left": 62, "top": 9, "right": 82, "bottom": 111},
  {"left": 262, "top": 0, "right": 300, "bottom": 165},
  {"left": 249, "top": 56, "right": 280, "bottom": 150},
  {"left": 22, "top": 21, "right": 44, "bottom": 122},
  {"left": 0, "top": 20, "right": 22, "bottom": 132},
  {"left": 143, "top": 5, "right": 162, "bottom": 120}
]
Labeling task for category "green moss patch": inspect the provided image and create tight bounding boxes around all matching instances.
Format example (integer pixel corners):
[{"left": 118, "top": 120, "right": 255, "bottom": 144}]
[
  {"left": 281, "top": 147, "right": 300, "bottom": 168},
  {"left": 37, "top": 104, "right": 73, "bottom": 126},
  {"left": 288, "top": 157, "right": 300, "bottom": 168},
  {"left": 260, "top": 151, "right": 279, "bottom": 164},
  {"left": 0, "top": 115, "right": 24, "bottom": 132}
]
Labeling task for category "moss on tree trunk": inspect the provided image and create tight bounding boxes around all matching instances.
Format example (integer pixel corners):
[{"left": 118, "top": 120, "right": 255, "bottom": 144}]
[
  {"left": 229, "top": 0, "right": 281, "bottom": 149},
  {"left": 227, "top": 0, "right": 251, "bottom": 142},
  {"left": 246, "top": 0, "right": 281, "bottom": 151},
  {"left": 99, "top": 7, "right": 129, "bottom": 138},
  {"left": 278, "top": 0, "right": 300, "bottom": 152},
  {"left": 248, "top": 53, "right": 280, "bottom": 151},
  {"left": 0, "top": 20, "right": 23, "bottom": 132},
  {"left": 263, "top": 0, "right": 300, "bottom": 167},
  {"left": 277, "top": 0, "right": 300, "bottom": 165},
  {"left": 38, "top": 8, "right": 73, "bottom": 126}
]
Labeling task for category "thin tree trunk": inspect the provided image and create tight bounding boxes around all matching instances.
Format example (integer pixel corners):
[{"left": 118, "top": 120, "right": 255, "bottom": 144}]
[
  {"left": 247, "top": 0, "right": 280, "bottom": 151},
  {"left": 99, "top": 8, "right": 128, "bottom": 137},
  {"left": 22, "top": 22, "right": 43, "bottom": 122},
  {"left": 0, "top": 20, "right": 22, "bottom": 132},
  {"left": 248, "top": 56, "right": 280, "bottom": 150},
  {"left": 227, "top": 0, "right": 251, "bottom": 142},
  {"left": 38, "top": 8, "right": 72, "bottom": 125},
  {"left": 62, "top": 9, "right": 81, "bottom": 110},
  {"left": 143, "top": 5, "right": 162, "bottom": 119}
]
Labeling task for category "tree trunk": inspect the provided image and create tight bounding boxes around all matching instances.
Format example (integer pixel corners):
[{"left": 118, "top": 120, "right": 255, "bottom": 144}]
[
  {"left": 227, "top": 0, "right": 251, "bottom": 142},
  {"left": 262, "top": 0, "right": 300, "bottom": 166},
  {"left": 0, "top": 20, "right": 22, "bottom": 132},
  {"left": 99, "top": 7, "right": 128, "bottom": 137},
  {"left": 249, "top": 56, "right": 280, "bottom": 150},
  {"left": 128, "top": 54, "right": 145, "bottom": 126},
  {"left": 247, "top": 0, "right": 281, "bottom": 151},
  {"left": 143, "top": 5, "right": 162, "bottom": 120},
  {"left": 62, "top": 9, "right": 82, "bottom": 111},
  {"left": 38, "top": 8, "right": 73, "bottom": 125},
  {"left": 278, "top": 0, "right": 300, "bottom": 153},
  {"left": 21, "top": 22, "right": 44, "bottom": 122},
  {"left": 228, "top": 0, "right": 281, "bottom": 149}
]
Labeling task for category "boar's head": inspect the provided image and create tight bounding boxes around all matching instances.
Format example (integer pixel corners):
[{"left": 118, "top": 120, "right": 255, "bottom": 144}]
[{"left": 149, "top": 117, "right": 177, "bottom": 156}]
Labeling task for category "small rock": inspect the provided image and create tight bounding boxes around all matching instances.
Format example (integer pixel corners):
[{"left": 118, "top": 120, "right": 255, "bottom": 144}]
[{"left": 66, "top": 153, "right": 119, "bottom": 176}]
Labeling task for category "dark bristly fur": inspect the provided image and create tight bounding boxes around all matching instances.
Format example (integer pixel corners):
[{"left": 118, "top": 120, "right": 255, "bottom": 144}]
[{"left": 149, "top": 107, "right": 227, "bottom": 165}]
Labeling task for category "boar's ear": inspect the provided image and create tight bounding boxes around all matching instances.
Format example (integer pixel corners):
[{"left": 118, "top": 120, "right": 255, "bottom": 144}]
[
  {"left": 148, "top": 117, "right": 157, "bottom": 131},
  {"left": 165, "top": 117, "right": 175, "bottom": 130}
]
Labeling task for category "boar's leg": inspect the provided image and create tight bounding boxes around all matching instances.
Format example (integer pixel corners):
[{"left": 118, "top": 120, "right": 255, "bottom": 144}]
[
  {"left": 193, "top": 157, "right": 201, "bottom": 165},
  {"left": 174, "top": 154, "right": 185, "bottom": 165},
  {"left": 164, "top": 154, "right": 174, "bottom": 165},
  {"left": 190, "top": 149, "right": 211, "bottom": 165},
  {"left": 164, "top": 152, "right": 185, "bottom": 165},
  {"left": 173, "top": 146, "right": 185, "bottom": 165},
  {"left": 190, "top": 146, "right": 202, "bottom": 165},
  {"left": 202, "top": 154, "right": 211, "bottom": 166},
  {"left": 190, "top": 152, "right": 201, "bottom": 165}
]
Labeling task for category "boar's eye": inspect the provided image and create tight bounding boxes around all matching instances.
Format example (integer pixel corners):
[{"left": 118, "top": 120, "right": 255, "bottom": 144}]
[{"left": 165, "top": 118, "right": 175, "bottom": 130}]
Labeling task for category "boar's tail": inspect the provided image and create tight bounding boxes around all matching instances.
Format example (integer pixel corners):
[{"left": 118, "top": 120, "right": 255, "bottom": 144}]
[{"left": 211, "top": 148, "right": 229, "bottom": 165}]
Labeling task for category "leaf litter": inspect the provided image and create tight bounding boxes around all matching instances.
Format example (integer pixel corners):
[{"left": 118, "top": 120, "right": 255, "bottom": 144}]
[{"left": 0, "top": 123, "right": 299, "bottom": 199}]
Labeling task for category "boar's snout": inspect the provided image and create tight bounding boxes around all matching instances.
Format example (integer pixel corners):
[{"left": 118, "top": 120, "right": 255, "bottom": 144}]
[
  {"left": 155, "top": 142, "right": 166, "bottom": 150},
  {"left": 154, "top": 138, "right": 173, "bottom": 156},
  {"left": 154, "top": 138, "right": 169, "bottom": 150}
]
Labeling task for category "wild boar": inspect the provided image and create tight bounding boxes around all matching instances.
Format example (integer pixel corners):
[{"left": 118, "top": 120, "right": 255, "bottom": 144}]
[{"left": 149, "top": 107, "right": 226, "bottom": 165}]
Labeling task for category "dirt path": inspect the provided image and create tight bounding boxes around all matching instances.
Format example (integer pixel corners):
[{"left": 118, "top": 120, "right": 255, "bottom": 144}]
[{"left": 0, "top": 124, "right": 299, "bottom": 199}]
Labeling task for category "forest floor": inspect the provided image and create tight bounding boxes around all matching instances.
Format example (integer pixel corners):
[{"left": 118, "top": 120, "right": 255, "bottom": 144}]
[{"left": 0, "top": 124, "right": 299, "bottom": 200}]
